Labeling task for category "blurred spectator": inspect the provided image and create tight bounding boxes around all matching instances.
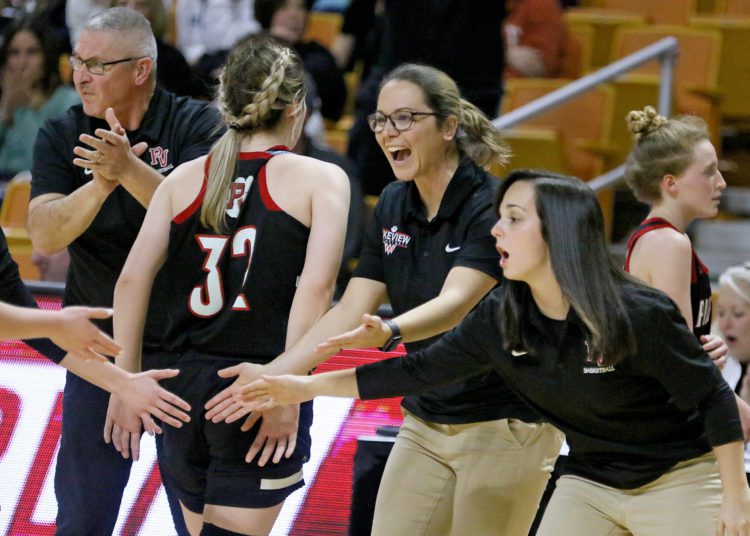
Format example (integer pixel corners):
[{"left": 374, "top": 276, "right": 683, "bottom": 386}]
[
  {"left": 66, "top": 0, "right": 110, "bottom": 46},
  {"left": 310, "top": 0, "right": 349, "bottom": 10},
  {"left": 31, "top": 248, "right": 70, "bottom": 281},
  {"left": 2, "top": 0, "right": 72, "bottom": 53},
  {"left": 347, "top": 0, "right": 506, "bottom": 195},
  {"left": 0, "top": 17, "right": 79, "bottom": 179},
  {"left": 330, "top": 0, "right": 384, "bottom": 77},
  {"left": 504, "top": 0, "right": 567, "bottom": 79},
  {"left": 255, "top": 0, "right": 347, "bottom": 122},
  {"left": 175, "top": 0, "right": 260, "bottom": 87},
  {"left": 112, "top": 0, "right": 208, "bottom": 97}
]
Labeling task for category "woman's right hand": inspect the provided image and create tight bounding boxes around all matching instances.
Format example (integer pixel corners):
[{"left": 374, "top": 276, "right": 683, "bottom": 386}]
[
  {"left": 239, "top": 375, "right": 315, "bottom": 411},
  {"left": 702, "top": 334, "right": 729, "bottom": 369},
  {"left": 315, "top": 314, "right": 390, "bottom": 353},
  {"left": 204, "top": 362, "right": 266, "bottom": 423},
  {"left": 50, "top": 306, "right": 121, "bottom": 360},
  {"left": 717, "top": 488, "right": 750, "bottom": 535}
]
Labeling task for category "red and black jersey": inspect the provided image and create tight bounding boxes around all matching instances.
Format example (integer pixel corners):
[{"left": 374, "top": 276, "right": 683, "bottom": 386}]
[
  {"left": 161, "top": 146, "right": 310, "bottom": 360},
  {"left": 624, "top": 217, "right": 712, "bottom": 338}
]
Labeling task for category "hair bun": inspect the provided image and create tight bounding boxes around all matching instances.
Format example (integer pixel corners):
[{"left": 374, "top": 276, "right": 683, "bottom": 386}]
[{"left": 626, "top": 106, "right": 667, "bottom": 141}]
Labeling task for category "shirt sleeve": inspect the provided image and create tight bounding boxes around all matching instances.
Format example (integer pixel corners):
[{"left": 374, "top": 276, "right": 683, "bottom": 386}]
[
  {"left": 356, "top": 296, "right": 497, "bottom": 398},
  {"left": 30, "top": 119, "right": 77, "bottom": 199},
  {"left": 696, "top": 382, "right": 743, "bottom": 447},
  {"left": 631, "top": 292, "right": 743, "bottom": 446},
  {"left": 453, "top": 204, "right": 503, "bottom": 282},
  {"left": 175, "top": 102, "right": 225, "bottom": 164},
  {"left": 0, "top": 231, "right": 66, "bottom": 363},
  {"left": 352, "top": 201, "right": 385, "bottom": 282}
]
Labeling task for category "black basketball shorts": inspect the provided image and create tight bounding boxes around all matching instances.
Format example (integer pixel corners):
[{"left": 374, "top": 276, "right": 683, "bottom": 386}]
[{"left": 158, "top": 352, "right": 313, "bottom": 513}]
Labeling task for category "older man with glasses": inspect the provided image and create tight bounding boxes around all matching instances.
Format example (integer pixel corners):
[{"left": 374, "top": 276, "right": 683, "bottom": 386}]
[{"left": 27, "top": 7, "right": 222, "bottom": 535}]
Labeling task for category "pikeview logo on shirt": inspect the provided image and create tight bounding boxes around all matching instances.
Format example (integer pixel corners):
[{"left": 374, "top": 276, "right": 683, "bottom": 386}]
[
  {"left": 582, "top": 339, "right": 614, "bottom": 373},
  {"left": 226, "top": 175, "right": 253, "bottom": 218},
  {"left": 583, "top": 364, "right": 616, "bottom": 374},
  {"left": 382, "top": 226, "right": 412, "bottom": 255},
  {"left": 149, "top": 146, "right": 174, "bottom": 174}
]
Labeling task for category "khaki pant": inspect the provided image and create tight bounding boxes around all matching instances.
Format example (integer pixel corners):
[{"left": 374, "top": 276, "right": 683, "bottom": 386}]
[
  {"left": 370, "top": 411, "right": 564, "bottom": 536},
  {"left": 537, "top": 453, "right": 722, "bottom": 536}
]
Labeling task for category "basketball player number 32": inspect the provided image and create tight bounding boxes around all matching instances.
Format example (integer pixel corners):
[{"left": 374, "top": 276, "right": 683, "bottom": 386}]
[{"left": 189, "top": 227, "right": 256, "bottom": 317}]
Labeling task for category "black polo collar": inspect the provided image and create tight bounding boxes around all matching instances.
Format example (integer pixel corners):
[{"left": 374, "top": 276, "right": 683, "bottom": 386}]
[
  {"left": 404, "top": 157, "right": 488, "bottom": 224},
  {"left": 137, "top": 88, "right": 174, "bottom": 143}
]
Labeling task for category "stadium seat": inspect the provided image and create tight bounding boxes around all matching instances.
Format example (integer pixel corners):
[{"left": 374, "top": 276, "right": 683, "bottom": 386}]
[
  {"left": 304, "top": 12, "right": 343, "bottom": 50},
  {"left": 0, "top": 175, "right": 39, "bottom": 280},
  {"left": 501, "top": 78, "right": 617, "bottom": 181},
  {"left": 611, "top": 25, "right": 723, "bottom": 147},
  {"left": 601, "top": 0, "right": 697, "bottom": 25},
  {"left": 691, "top": 16, "right": 750, "bottom": 122},
  {"left": 564, "top": 9, "right": 646, "bottom": 70},
  {"left": 0, "top": 174, "right": 30, "bottom": 230},
  {"left": 719, "top": 0, "right": 750, "bottom": 16},
  {"left": 324, "top": 128, "right": 349, "bottom": 156},
  {"left": 607, "top": 75, "right": 662, "bottom": 166},
  {"left": 493, "top": 127, "right": 571, "bottom": 178},
  {"left": 560, "top": 25, "right": 594, "bottom": 78}
]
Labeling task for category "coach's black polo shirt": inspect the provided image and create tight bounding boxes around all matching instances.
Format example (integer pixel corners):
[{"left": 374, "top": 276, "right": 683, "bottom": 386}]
[
  {"left": 30, "top": 88, "right": 222, "bottom": 345},
  {"left": 358, "top": 284, "right": 742, "bottom": 488},
  {"left": 354, "top": 157, "right": 539, "bottom": 424}
]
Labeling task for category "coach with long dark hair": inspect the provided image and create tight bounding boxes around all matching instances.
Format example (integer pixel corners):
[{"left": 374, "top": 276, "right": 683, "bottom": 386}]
[{"left": 240, "top": 170, "right": 750, "bottom": 535}]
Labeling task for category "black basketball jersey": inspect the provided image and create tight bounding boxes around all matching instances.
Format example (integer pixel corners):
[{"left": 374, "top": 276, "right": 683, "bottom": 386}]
[
  {"left": 161, "top": 146, "right": 310, "bottom": 360},
  {"left": 625, "top": 217, "right": 712, "bottom": 338}
]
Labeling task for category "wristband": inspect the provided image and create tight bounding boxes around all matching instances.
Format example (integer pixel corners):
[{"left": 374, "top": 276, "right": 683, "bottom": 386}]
[{"left": 380, "top": 319, "right": 402, "bottom": 352}]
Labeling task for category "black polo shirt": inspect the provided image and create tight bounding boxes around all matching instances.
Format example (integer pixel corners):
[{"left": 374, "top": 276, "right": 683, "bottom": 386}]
[
  {"left": 357, "top": 284, "right": 742, "bottom": 489},
  {"left": 354, "top": 157, "right": 538, "bottom": 424},
  {"left": 0, "top": 228, "right": 66, "bottom": 363},
  {"left": 30, "top": 88, "right": 223, "bottom": 345}
]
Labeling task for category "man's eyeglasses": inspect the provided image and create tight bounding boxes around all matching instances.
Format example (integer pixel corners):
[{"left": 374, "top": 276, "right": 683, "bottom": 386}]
[
  {"left": 69, "top": 55, "right": 147, "bottom": 75},
  {"left": 367, "top": 110, "right": 438, "bottom": 133}
]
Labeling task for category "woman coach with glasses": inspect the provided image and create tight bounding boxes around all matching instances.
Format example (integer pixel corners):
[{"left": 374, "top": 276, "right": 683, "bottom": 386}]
[{"left": 205, "top": 63, "right": 564, "bottom": 536}]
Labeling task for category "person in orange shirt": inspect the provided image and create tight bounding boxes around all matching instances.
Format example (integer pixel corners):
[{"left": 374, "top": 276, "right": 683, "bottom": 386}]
[{"left": 504, "top": 0, "right": 567, "bottom": 79}]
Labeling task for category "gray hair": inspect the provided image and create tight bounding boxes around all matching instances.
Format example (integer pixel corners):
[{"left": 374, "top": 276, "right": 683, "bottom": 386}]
[
  {"left": 84, "top": 7, "right": 158, "bottom": 62},
  {"left": 719, "top": 263, "right": 750, "bottom": 304}
]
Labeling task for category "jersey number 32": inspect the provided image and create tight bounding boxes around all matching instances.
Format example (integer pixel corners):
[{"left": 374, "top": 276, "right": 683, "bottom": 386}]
[{"left": 189, "top": 226, "right": 256, "bottom": 317}]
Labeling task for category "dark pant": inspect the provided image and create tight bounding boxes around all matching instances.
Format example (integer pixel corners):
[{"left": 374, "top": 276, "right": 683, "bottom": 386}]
[{"left": 54, "top": 352, "right": 188, "bottom": 536}]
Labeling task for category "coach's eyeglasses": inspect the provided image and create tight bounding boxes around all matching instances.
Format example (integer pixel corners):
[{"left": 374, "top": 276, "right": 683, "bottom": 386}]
[
  {"left": 367, "top": 110, "right": 439, "bottom": 133},
  {"left": 69, "top": 55, "right": 147, "bottom": 75}
]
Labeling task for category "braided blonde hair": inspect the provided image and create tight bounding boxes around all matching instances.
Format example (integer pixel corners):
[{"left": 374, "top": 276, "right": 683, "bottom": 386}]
[
  {"left": 381, "top": 64, "right": 510, "bottom": 169},
  {"left": 624, "top": 105, "right": 709, "bottom": 203},
  {"left": 201, "top": 35, "right": 305, "bottom": 233}
]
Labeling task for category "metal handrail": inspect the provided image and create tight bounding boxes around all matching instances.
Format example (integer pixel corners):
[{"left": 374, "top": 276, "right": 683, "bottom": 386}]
[{"left": 492, "top": 36, "right": 679, "bottom": 193}]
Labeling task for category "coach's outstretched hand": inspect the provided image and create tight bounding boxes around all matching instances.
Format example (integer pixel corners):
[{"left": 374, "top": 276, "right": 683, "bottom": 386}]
[
  {"left": 204, "top": 362, "right": 265, "bottom": 423},
  {"left": 240, "top": 375, "right": 316, "bottom": 411},
  {"left": 315, "top": 314, "right": 390, "bottom": 354},
  {"left": 48, "top": 306, "right": 121, "bottom": 360}
]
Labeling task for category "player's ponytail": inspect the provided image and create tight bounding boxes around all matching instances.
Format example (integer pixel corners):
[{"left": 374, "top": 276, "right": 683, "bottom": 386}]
[{"left": 201, "top": 36, "right": 305, "bottom": 233}]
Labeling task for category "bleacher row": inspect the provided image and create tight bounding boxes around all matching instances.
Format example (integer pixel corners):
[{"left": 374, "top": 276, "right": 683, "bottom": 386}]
[
  {"left": 311, "top": 0, "right": 750, "bottom": 241},
  {"left": 3, "top": 0, "right": 750, "bottom": 279}
]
